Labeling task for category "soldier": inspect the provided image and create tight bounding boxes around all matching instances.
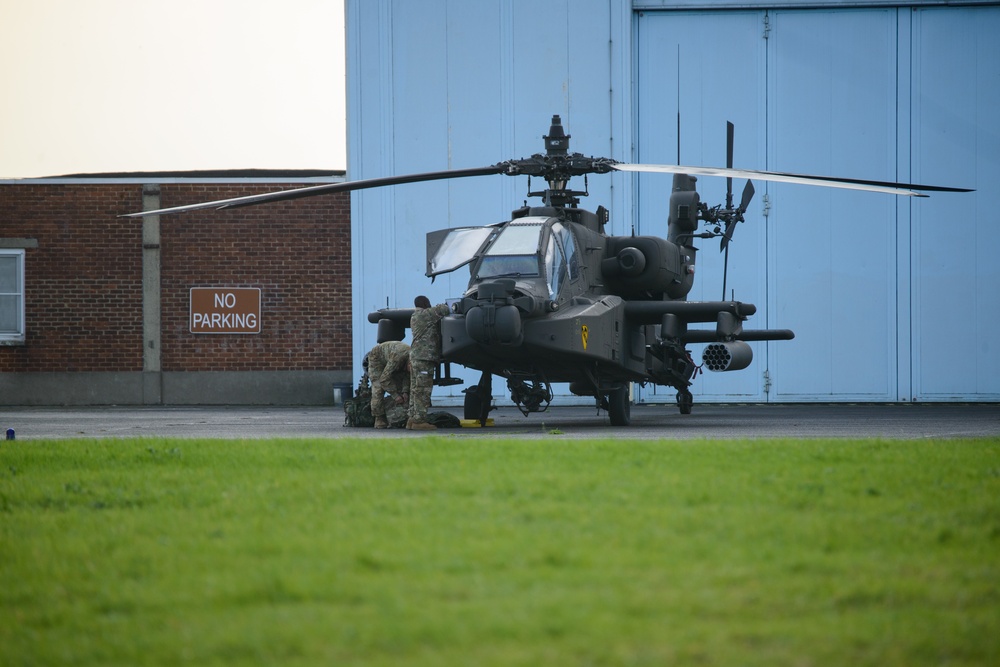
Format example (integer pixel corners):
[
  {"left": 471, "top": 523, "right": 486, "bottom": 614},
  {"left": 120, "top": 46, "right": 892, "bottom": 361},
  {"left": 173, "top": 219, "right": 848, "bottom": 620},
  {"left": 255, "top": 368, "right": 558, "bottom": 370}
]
[
  {"left": 367, "top": 340, "right": 411, "bottom": 429},
  {"left": 407, "top": 295, "right": 451, "bottom": 430}
]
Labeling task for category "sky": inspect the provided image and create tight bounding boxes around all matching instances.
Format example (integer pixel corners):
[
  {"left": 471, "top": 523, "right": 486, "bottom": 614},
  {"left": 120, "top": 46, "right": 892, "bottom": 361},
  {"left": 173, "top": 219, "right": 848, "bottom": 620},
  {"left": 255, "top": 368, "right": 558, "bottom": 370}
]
[{"left": 0, "top": 0, "right": 345, "bottom": 178}]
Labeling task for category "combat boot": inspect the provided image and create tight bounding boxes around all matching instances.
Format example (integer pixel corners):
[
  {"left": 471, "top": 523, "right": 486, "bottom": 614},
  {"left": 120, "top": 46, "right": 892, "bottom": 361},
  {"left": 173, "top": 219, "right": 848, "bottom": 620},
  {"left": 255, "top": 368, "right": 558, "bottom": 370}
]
[
  {"left": 410, "top": 422, "right": 437, "bottom": 431},
  {"left": 374, "top": 416, "right": 389, "bottom": 429},
  {"left": 408, "top": 420, "right": 437, "bottom": 431}
]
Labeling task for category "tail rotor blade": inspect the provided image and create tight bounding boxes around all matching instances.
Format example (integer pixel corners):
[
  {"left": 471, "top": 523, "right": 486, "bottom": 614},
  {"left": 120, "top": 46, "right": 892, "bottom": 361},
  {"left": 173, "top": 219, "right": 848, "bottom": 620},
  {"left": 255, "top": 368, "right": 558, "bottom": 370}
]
[
  {"left": 720, "top": 220, "right": 738, "bottom": 252},
  {"left": 721, "top": 180, "right": 754, "bottom": 253},
  {"left": 726, "top": 121, "right": 735, "bottom": 208},
  {"left": 739, "top": 179, "right": 755, "bottom": 213}
]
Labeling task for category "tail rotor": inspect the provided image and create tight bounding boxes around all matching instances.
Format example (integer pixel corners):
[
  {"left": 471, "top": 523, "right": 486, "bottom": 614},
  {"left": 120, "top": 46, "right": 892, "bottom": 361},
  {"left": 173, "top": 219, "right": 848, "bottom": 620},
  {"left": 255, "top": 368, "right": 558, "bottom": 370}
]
[{"left": 719, "top": 121, "right": 755, "bottom": 299}]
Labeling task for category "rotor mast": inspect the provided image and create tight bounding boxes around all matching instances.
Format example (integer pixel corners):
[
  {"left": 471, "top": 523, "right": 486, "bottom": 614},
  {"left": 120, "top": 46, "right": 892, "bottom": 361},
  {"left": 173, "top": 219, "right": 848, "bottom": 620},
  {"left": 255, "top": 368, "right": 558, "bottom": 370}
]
[{"left": 503, "top": 115, "right": 614, "bottom": 208}]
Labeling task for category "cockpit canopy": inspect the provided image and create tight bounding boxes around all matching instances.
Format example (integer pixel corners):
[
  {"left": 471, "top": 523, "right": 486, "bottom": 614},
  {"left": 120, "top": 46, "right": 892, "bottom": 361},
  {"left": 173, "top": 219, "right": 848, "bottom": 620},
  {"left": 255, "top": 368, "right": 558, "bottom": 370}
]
[
  {"left": 426, "top": 216, "right": 580, "bottom": 301},
  {"left": 426, "top": 226, "right": 496, "bottom": 276}
]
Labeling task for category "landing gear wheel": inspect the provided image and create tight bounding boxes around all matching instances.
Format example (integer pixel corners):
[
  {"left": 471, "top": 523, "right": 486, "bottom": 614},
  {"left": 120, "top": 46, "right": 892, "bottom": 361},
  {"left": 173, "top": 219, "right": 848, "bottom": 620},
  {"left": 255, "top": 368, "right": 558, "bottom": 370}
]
[
  {"left": 464, "top": 371, "right": 493, "bottom": 425},
  {"left": 463, "top": 387, "right": 484, "bottom": 421},
  {"left": 676, "top": 390, "right": 693, "bottom": 415},
  {"left": 607, "top": 385, "right": 631, "bottom": 426}
]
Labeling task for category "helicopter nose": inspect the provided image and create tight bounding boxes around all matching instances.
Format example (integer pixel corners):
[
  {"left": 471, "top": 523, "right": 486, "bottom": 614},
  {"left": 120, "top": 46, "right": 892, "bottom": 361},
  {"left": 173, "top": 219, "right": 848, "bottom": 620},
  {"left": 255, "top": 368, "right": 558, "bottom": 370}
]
[{"left": 466, "top": 303, "right": 523, "bottom": 346}]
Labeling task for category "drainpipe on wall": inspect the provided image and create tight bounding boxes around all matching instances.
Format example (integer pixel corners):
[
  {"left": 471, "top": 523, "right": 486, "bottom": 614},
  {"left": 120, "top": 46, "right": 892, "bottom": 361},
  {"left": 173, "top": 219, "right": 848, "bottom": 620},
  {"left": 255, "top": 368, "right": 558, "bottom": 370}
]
[{"left": 141, "top": 184, "right": 162, "bottom": 404}]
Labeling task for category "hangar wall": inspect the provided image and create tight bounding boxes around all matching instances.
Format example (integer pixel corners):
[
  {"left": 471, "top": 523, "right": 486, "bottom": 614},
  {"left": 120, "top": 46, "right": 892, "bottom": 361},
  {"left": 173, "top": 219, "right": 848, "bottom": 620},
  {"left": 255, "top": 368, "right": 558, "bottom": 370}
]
[
  {"left": 346, "top": 0, "right": 999, "bottom": 403},
  {"left": 634, "top": 5, "right": 1000, "bottom": 402},
  {"left": 346, "top": 0, "right": 632, "bottom": 402},
  {"left": 0, "top": 180, "right": 353, "bottom": 405}
]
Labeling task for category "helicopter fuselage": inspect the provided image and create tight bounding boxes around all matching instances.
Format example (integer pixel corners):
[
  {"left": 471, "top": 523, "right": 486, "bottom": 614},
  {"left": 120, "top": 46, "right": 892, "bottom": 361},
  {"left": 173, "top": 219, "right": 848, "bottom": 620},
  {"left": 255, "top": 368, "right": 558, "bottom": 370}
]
[
  {"left": 370, "top": 198, "right": 793, "bottom": 422},
  {"left": 440, "top": 205, "right": 686, "bottom": 385}
]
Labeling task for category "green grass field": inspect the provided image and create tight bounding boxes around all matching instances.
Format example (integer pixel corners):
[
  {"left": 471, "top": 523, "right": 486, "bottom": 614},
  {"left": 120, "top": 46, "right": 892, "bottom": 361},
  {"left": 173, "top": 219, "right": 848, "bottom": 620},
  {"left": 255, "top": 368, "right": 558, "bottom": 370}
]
[{"left": 2, "top": 437, "right": 998, "bottom": 666}]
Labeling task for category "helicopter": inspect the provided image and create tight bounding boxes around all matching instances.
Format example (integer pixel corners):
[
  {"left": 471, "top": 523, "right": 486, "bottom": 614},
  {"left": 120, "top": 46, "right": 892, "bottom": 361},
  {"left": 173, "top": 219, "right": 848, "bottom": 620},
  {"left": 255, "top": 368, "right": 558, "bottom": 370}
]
[{"left": 127, "top": 115, "right": 971, "bottom": 426}]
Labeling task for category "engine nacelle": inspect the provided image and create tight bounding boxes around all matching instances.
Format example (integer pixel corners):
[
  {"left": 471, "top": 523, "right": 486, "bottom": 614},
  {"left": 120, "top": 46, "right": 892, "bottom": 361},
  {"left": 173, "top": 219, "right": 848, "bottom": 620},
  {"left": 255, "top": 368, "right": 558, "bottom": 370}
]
[
  {"left": 601, "top": 246, "right": 646, "bottom": 278},
  {"left": 603, "top": 236, "right": 687, "bottom": 298},
  {"left": 702, "top": 341, "right": 753, "bottom": 372}
]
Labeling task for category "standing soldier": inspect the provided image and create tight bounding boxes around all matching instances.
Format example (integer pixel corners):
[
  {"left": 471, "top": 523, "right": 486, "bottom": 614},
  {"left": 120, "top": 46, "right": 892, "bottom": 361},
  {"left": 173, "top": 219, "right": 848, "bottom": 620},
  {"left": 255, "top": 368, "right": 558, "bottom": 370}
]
[
  {"left": 407, "top": 295, "right": 450, "bottom": 430},
  {"left": 367, "top": 340, "right": 411, "bottom": 429}
]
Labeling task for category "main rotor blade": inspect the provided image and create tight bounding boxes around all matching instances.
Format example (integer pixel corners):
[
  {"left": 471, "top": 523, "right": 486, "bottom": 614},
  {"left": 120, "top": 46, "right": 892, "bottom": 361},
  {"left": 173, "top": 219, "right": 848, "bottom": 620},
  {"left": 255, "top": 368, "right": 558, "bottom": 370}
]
[
  {"left": 612, "top": 163, "right": 973, "bottom": 197},
  {"left": 121, "top": 165, "right": 507, "bottom": 217}
]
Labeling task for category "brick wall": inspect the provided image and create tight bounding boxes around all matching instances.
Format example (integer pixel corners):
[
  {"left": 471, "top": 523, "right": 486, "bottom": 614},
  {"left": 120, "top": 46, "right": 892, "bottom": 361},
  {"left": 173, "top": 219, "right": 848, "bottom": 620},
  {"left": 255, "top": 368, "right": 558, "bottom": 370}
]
[
  {"left": 158, "top": 184, "right": 352, "bottom": 371},
  {"left": 0, "top": 181, "right": 352, "bottom": 376},
  {"left": 0, "top": 184, "right": 143, "bottom": 372}
]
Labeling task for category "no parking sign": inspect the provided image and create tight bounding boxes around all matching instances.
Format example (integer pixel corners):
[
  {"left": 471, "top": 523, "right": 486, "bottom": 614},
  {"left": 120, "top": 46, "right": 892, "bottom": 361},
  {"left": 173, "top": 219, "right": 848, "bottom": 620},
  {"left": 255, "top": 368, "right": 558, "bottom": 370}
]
[{"left": 189, "top": 287, "right": 261, "bottom": 334}]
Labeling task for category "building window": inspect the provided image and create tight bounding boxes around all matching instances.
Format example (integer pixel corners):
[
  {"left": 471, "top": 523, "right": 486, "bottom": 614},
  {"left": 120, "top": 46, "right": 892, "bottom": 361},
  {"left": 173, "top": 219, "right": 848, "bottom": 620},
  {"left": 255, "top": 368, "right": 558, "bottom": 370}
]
[{"left": 0, "top": 249, "right": 25, "bottom": 344}]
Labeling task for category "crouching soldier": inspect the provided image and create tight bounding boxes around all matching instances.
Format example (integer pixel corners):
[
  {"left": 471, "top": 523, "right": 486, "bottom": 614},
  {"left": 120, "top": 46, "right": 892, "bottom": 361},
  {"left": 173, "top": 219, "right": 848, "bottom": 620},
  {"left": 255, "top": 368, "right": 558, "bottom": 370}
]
[{"left": 367, "top": 340, "right": 411, "bottom": 429}]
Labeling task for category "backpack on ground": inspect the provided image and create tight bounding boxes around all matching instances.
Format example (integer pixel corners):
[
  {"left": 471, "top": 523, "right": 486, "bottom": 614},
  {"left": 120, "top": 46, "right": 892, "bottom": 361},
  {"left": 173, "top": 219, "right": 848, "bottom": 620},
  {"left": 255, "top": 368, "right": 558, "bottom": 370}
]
[
  {"left": 344, "top": 396, "right": 374, "bottom": 428},
  {"left": 425, "top": 411, "right": 461, "bottom": 429},
  {"left": 344, "top": 372, "right": 375, "bottom": 428}
]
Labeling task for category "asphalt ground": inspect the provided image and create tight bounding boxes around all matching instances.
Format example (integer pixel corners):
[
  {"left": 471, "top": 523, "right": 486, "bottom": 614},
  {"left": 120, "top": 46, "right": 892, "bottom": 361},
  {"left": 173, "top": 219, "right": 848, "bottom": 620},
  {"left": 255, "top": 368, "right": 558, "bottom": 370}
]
[{"left": 0, "top": 403, "right": 997, "bottom": 440}]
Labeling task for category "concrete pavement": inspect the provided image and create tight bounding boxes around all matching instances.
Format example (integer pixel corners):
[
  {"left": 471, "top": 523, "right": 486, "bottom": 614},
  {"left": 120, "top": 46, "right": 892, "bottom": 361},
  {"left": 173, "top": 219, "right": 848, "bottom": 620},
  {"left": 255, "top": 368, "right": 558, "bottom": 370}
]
[{"left": 0, "top": 403, "right": 997, "bottom": 440}]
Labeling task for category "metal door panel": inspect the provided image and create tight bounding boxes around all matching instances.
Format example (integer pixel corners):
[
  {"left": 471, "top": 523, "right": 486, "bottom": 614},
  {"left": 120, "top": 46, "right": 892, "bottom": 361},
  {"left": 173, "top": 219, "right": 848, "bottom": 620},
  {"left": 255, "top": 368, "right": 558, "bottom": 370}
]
[
  {"left": 768, "top": 9, "right": 898, "bottom": 401},
  {"left": 637, "top": 8, "right": 899, "bottom": 403},
  {"left": 349, "top": 0, "right": 617, "bottom": 405},
  {"left": 636, "top": 10, "right": 767, "bottom": 403},
  {"left": 389, "top": 1, "right": 451, "bottom": 308},
  {"left": 910, "top": 6, "right": 1000, "bottom": 400}
]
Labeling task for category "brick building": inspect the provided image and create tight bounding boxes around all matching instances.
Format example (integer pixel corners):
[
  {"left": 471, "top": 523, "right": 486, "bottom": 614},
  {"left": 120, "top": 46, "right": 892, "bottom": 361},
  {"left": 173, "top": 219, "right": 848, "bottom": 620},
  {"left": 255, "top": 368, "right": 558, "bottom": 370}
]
[{"left": 0, "top": 175, "right": 353, "bottom": 405}]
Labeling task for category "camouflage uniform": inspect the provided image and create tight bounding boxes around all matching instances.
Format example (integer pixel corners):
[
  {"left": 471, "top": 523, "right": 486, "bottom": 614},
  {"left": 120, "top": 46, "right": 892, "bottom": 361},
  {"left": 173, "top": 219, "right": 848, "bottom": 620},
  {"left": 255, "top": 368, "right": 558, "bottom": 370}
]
[
  {"left": 408, "top": 303, "right": 450, "bottom": 424},
  {"left": 367, "top": 341, "right": 411, "bottom": 427}
]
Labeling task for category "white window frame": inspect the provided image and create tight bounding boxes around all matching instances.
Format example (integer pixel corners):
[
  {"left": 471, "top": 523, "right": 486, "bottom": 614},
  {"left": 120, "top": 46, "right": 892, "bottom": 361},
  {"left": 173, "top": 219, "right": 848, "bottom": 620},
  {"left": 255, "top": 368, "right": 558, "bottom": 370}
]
[{"left": 0, "top": 249, "right": 25, "bottom": 344}]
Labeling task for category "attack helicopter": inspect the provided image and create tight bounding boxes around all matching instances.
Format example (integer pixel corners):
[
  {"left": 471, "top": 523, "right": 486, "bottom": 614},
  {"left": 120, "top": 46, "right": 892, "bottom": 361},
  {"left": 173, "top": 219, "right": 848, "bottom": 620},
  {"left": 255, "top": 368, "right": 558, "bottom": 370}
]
[{"left": 127, "top": 116, "right": 971, "bottom": 426}]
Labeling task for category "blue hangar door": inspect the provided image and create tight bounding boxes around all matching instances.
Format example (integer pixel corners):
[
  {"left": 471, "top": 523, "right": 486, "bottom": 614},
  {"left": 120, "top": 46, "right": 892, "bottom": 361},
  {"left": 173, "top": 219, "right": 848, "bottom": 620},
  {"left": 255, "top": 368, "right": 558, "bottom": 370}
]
[{"left": 635, "top": 6, "right": 1000, "bottom": 404}]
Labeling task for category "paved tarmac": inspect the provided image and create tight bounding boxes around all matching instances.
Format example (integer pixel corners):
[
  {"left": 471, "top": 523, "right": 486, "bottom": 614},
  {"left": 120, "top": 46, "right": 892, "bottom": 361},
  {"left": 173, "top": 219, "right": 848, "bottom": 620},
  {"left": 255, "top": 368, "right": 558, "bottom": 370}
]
[{"left": 0, "top": 403, "right": 997, "bottom": 440}]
